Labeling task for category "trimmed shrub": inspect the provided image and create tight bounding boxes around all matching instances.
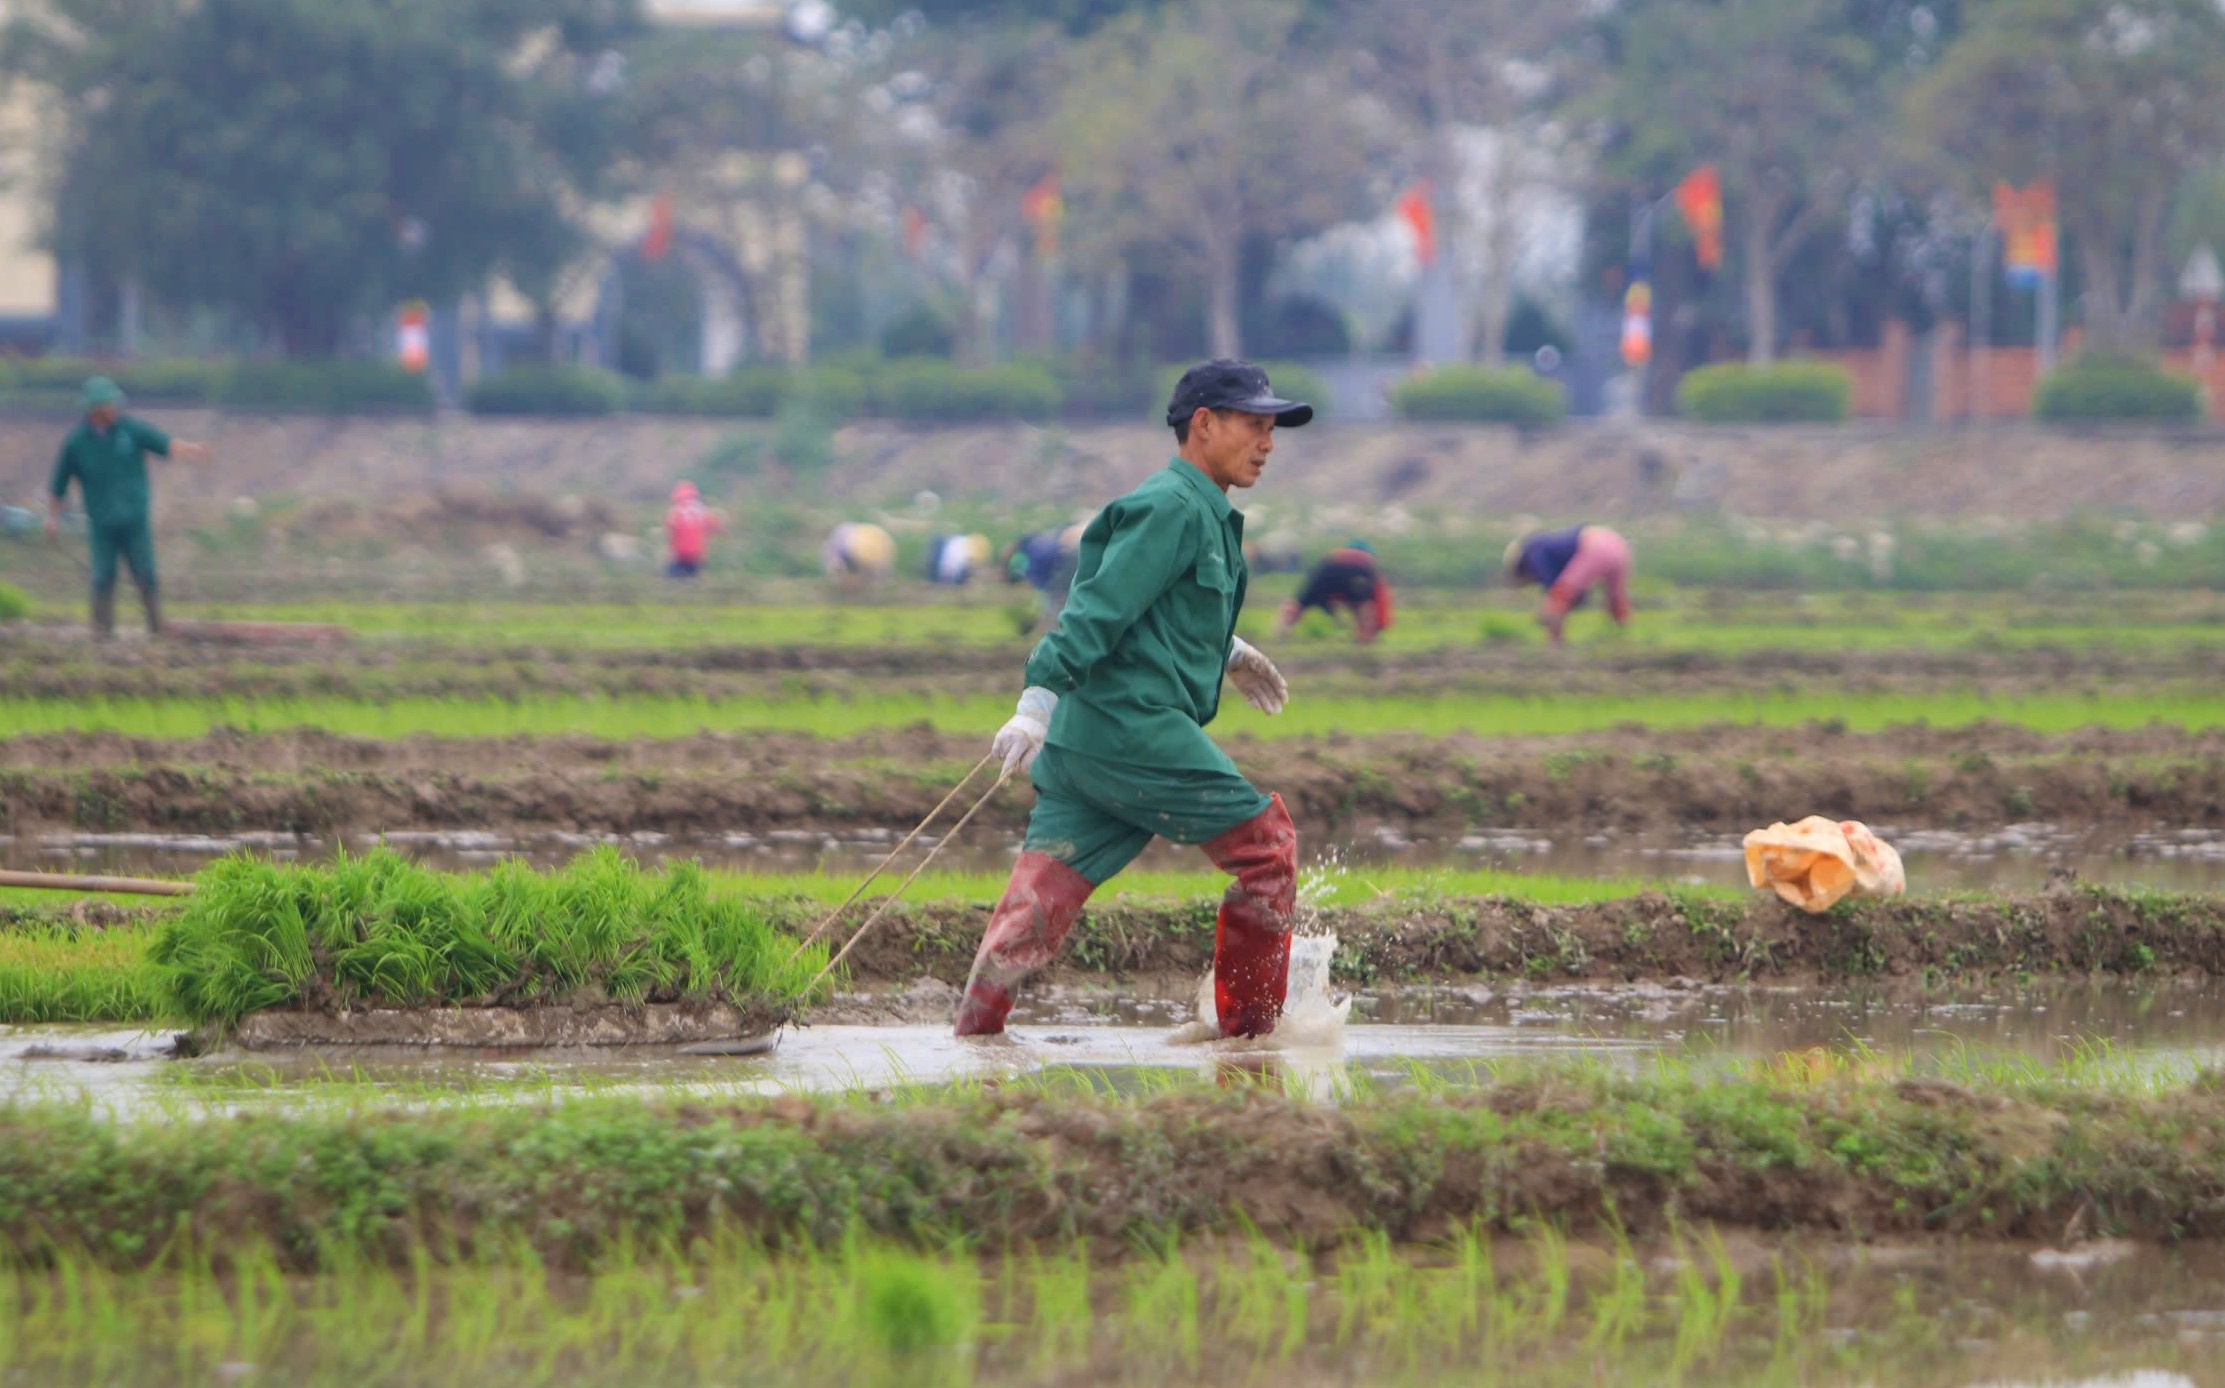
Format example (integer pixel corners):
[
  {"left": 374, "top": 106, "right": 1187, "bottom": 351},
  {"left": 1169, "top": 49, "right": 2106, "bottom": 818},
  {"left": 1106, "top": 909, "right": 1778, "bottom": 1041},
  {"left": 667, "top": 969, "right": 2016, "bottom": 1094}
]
[
  {"left": 787, "top": 365, "right": 870, "bottom": 420},
  {"left": 633, "top": 368, "right": 789, "bottom": 418},
  {"left": 1676, "top": 361, "right": 1851, "bottom": 423},
  {"left": 877, "top": 303, "right": 958, "bottom": 359},
  {"left": 465, "top": 365, "right": 630, "bottom": 417},
  {"left": 873, "top": 360, "right": 1062, "bottom": 422},
  {"left": 0, "top": 582, "right": 29, "bottom": 622},
  {"left": 0, "top": 356, "right": 228, "bottom": 406},
  {"left": 1391, "top": 365, "right": 1565, "bottom": 425},
  {"left": 1043, "top": 357, "right": 1159, "bottom": 419},
  {"left": 215, "top": 362, "right": 436, "bottom": 414},
  {"left": 2034, "top": 356, "right": 2202, "bottom": 422},
  {"left": 1152, "top": 360, "right": 1333, "bottom": 423}
]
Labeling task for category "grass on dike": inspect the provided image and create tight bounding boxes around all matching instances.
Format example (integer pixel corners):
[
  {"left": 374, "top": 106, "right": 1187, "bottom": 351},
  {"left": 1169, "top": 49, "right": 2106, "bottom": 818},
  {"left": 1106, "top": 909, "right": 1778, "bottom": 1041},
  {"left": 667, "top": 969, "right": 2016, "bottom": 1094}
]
[
  {"left": 144, "top": 585, "right": 2225, "bottom": 655},
  {"left": 6, "top": 1056, "right": 2224, "bottom": 1265},
  {"left": 5, "top": 685, "right": 2220, "bottom": 740}
]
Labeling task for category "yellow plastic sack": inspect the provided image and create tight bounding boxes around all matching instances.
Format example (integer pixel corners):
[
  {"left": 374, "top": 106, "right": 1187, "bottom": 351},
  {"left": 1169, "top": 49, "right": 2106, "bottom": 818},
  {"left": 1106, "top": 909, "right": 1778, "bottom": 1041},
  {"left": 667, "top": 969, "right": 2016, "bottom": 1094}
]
[{"left": 1742, "top": 817, "right": 1905, "bottom": 913}]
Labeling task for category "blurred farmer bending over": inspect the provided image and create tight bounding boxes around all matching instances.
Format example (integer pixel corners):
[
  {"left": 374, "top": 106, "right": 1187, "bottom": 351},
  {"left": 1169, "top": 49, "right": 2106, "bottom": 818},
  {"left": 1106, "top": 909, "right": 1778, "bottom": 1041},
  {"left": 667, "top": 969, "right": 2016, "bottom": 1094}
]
[
  {"left": 1003, "top": 524, "right": 1082, "bottom": 624},
  {"left": 46, "top": 376, "right": 210, "bottom": 639},
  {"left": 1276, "top": 540, "right": 1393, "bottom": 645},
  {"left": 1504, "top": 524, "right": 1633, "bottom": 645}
]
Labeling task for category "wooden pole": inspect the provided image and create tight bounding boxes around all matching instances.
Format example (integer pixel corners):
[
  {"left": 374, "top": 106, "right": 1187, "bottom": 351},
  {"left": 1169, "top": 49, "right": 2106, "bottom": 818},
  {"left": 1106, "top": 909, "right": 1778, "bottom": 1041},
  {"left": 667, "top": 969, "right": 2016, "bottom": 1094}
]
[{"left": 0, "top": 869, "right": 195, "bottom": 897}]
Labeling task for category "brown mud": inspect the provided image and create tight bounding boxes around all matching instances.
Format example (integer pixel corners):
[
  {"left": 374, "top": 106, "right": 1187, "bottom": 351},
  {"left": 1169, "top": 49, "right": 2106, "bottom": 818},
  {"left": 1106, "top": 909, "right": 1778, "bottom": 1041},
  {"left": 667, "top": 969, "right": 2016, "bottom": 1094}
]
[
  {"left": 824, "top": 883, "right": 2225, "bottom": 989},
  {"left": 8, "top": 722, "right": 2225, "bottom": 838},
  {"left": 4, "top": 884, "right": 2209, "bottom": 991},
  {"left": 218, "top": 999, "right": 786, "bottom": 1052},
  {"left": 13, "top": 630, "right": 2225, "bottom": 703}
]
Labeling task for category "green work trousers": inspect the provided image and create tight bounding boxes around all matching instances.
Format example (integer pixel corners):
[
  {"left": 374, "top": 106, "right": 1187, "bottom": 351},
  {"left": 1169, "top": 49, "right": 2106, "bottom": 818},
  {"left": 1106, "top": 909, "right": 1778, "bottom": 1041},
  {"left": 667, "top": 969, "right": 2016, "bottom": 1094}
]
[
  {"left": 88, "top": 517, "right": 157, "bottom": 596},
  {"left": 1022, "top": 743, "right": 1273, "bottom": 884}
]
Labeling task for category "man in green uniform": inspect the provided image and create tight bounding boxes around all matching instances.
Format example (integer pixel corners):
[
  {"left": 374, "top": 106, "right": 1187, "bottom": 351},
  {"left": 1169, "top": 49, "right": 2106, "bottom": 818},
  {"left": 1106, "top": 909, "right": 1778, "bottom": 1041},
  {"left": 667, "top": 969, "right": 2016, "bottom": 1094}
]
[
  {"left": 45, "top": 376, "right": 210, "bottom": 638},
  {"left": 955, "top": 360, "right": 1308, "bottom": 1039}
]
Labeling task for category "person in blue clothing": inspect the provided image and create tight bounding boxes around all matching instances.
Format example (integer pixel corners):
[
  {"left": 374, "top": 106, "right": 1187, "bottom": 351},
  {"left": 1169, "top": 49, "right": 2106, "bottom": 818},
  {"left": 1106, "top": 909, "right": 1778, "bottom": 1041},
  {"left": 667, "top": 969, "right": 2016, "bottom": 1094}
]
[
  {"left": 1504, "top": 524, "right": 1633, "bottom": 645},
  {"left": 1003, "top": 524, "right": 1082, "bottom": 624}
]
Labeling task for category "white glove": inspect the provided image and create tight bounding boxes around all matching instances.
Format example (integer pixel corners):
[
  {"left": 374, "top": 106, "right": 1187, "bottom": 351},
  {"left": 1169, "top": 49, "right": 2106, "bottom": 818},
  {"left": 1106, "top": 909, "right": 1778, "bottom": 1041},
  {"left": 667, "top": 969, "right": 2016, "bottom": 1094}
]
[
  {"left": 1225, "top": 637, "right": 1288, "bottom": 715},
  {"left": 991, "top": 686, "right": 1057, "bottom": 776}
]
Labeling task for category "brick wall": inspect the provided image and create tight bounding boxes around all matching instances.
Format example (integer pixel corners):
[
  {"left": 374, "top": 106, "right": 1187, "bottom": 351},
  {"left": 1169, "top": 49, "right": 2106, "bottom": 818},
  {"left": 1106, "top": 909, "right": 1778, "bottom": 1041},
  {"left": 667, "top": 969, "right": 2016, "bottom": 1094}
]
[{"left": 1794, "top": 321, "right": 2224, "bottom": 421}]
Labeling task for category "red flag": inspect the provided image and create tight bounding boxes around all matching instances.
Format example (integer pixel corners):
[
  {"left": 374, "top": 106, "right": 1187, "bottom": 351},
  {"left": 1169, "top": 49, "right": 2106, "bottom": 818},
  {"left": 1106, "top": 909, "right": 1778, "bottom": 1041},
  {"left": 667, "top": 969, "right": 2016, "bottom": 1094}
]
[
  {"left": 642, "top": 192, "right": 675, "bottom": 262},
  {"left": 1397, "top": 180, "right": 1436, "bottom": 266},
  {"left": 901, "top": 204, "right": 928, "bottom": 260},
  {"left": 1020, "top": 174, "right": 1063, "bottom": 258},
  {"left": 1992, "top": 182, "right": 2057, "bottom": 282},
  {"left": 1674, "top": 165, "right": 1723, "bottom": 271}
]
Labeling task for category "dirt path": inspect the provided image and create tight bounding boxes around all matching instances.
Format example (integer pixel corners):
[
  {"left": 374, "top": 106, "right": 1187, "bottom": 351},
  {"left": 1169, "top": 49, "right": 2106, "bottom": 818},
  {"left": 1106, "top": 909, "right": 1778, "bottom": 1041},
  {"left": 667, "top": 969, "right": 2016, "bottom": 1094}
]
[
  {"left": 7, "top": 722, "right": 2225, "bottom": 838},
  {"left": 9, "top": 412, "right": 2225, "bottom": 523}
]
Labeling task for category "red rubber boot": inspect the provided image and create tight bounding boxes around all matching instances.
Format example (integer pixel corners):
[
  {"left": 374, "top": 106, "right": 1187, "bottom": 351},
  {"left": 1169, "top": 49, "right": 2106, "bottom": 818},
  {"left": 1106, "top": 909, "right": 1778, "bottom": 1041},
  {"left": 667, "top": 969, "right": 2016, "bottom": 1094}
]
[
  {"left": 953, "top": 852, "right": 1095, "bottom": 1036},
  {"left": 1200, "top": 794, "right": 1298, "bottom": 1039}
]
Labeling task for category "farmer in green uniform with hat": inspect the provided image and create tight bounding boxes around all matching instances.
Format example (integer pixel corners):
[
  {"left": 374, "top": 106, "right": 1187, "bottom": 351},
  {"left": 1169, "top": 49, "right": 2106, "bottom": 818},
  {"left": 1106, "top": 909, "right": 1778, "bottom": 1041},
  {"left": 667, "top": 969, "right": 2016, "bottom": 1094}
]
[
  {"left": 955, "top": 360, "right": 1308, "bottom": 1039},
  {"left": 45, "top": 375, "right": 211, "bottom": 638}
]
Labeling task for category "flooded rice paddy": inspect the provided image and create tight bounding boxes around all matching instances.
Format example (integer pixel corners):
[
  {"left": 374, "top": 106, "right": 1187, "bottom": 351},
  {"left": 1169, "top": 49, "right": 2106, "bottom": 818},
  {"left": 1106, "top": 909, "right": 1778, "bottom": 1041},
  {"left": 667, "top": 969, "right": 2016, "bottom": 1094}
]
[
  {"left": 9, "top": 976, "right": 2223, "bottom": 1118},
  {"left": 15, "top": 820, "right": 2225, "bottom": 892}
]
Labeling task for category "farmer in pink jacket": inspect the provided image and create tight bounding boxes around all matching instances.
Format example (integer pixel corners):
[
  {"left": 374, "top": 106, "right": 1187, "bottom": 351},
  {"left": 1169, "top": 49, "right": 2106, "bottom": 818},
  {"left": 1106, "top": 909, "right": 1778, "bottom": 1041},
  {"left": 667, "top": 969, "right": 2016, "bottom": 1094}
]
[
  {"left": 664, "top": 481, "right": 721, "bottom": 579},
  {"left": 1504, "top": 524, "right": 1633, "bottom": 645}
]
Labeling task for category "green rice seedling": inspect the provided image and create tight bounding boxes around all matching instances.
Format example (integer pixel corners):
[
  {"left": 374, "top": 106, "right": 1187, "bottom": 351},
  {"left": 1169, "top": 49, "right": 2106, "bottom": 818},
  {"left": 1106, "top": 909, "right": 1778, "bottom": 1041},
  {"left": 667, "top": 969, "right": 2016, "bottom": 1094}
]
[
  {"left": 1212, "top": 1224, "right": 1311, "bottom": 1363},
  {"left": 147, "top": 846, "right": 829, "bottom": 1026},
  {"left": 1331, "top": 1227, "right": 1405, "bottom": 1348},
  {"left": 0, "top": 924, "right": 168, "bottom": 1023},
  {"left": 1020, "top": 1242, "right": 1094, "bottom": 1371},
  {"left": 19, "top": 681, "right": 2225, "bottom": 741},
  {"left": 1584, "top": 1215, "right": 1648, "bottom": 1353},
  {"left": 845, "top": 1244, "right": 981, "bottom": 1360},
  {"left": 1120, "top": 1241, "right": 1202, "bottom": 1370}
]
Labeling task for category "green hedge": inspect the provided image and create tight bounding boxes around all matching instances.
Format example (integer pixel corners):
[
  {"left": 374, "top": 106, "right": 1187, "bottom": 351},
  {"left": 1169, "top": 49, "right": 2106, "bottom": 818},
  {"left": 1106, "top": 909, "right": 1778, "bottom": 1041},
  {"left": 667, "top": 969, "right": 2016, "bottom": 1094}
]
[
  {"left": 0, "top": 356, "right": 229, "bottom": 403},
  {"left": 465, "top": 365, "right": 631, "bottom": 417},
  {"left": 632, "top": 368, "right": 789, "bottom": 418},
  {"left": 1390, "top": 366, "right": 1563, "bottom": 425},
  {"left": 1154, "top": 361, "right": 1332, "bottom": 424},
  {"left": 1676, "top": 361, "right": 1851, "bottom": 422},
  {"left": 872, "top": 360, "right": 1063, "bottom": 422},
  {"left": 0, "top": 357, "right": 434, "bottom": 413},
  {"left": 2034, "top": 356, "right": 2203, "bottom": 422},
  {"left": 215, "top": 362, "right": 434, "bottom": 414}
]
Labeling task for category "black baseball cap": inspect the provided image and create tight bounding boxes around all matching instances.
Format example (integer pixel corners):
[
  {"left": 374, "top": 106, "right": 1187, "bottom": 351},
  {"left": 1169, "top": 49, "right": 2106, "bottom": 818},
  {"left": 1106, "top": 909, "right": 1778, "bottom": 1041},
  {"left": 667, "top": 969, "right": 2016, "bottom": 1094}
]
[{"left": 1164, "top": 359, "right": 1314, "bottom": 428}]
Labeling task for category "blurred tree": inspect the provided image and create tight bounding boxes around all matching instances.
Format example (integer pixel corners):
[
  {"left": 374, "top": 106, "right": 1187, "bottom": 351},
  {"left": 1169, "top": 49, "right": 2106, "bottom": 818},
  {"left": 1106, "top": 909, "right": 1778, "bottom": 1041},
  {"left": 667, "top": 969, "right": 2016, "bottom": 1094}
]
[
  {"left": 2, "top": 0, "right": 640, "bottom": 356},
  {"left": 1338, "top": 0, "right": 1580, "bottom": 365},
  {"left": 611, "top": 23, "right": 873, "bottom": 365},
  {"left": 869, "top": 18, "right": 1070, "bottom": 363},
  {"left": 1055, "top": 0, "right": 1378, "bottom": 358},
  {"left": 1598, "top": 0, "right": 1892, "bottom": 365},
  {"left": 1910, "top": 0, "right": 2225, "bottom": 352}
]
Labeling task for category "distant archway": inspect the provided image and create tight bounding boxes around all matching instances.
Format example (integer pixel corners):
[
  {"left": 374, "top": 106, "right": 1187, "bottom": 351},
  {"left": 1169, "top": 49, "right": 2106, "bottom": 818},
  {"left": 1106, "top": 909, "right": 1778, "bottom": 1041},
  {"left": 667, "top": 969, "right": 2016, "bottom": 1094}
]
[{"left": 592, "top": 226, "right": 754, "bottom": 375}]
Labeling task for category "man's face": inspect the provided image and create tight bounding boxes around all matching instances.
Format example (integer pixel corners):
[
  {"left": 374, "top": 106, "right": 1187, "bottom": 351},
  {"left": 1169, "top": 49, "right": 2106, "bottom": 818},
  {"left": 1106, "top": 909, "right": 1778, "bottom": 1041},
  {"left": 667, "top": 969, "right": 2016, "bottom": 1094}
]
[
  {"left": 1193, "top": 409, "right": 1277, "bottom": 491},
  {"left": 87, "top": 405, "right": 119, "bottom": 430}
]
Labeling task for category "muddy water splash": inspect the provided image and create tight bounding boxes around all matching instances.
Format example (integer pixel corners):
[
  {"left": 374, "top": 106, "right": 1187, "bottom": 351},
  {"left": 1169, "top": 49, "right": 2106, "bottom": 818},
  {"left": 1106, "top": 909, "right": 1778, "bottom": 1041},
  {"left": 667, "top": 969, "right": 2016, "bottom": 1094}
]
[{"left": 1167, "top": 854, "right": 1354, "bottom": 1047}]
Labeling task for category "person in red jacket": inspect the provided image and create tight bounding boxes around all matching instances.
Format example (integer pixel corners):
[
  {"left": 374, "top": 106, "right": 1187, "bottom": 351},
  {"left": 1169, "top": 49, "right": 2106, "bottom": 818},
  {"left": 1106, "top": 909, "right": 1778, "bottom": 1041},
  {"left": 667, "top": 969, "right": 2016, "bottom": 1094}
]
[
  {"left": 664, "top": 481, "right": 721, "bottom": 579},
  {"left": 1276, "top": 541, "right": 1393, "bottom": 645}
]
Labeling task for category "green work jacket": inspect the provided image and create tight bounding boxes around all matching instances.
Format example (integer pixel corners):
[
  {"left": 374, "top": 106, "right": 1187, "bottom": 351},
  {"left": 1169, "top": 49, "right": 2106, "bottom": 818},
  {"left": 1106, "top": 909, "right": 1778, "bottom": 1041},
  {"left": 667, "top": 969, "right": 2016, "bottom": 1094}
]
[
  {"left": 1025, "top": 458, "right": 1248, "bottom": 769},
  {"left": 49, "top": 416, "right": 171, "bottom": 529}
]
